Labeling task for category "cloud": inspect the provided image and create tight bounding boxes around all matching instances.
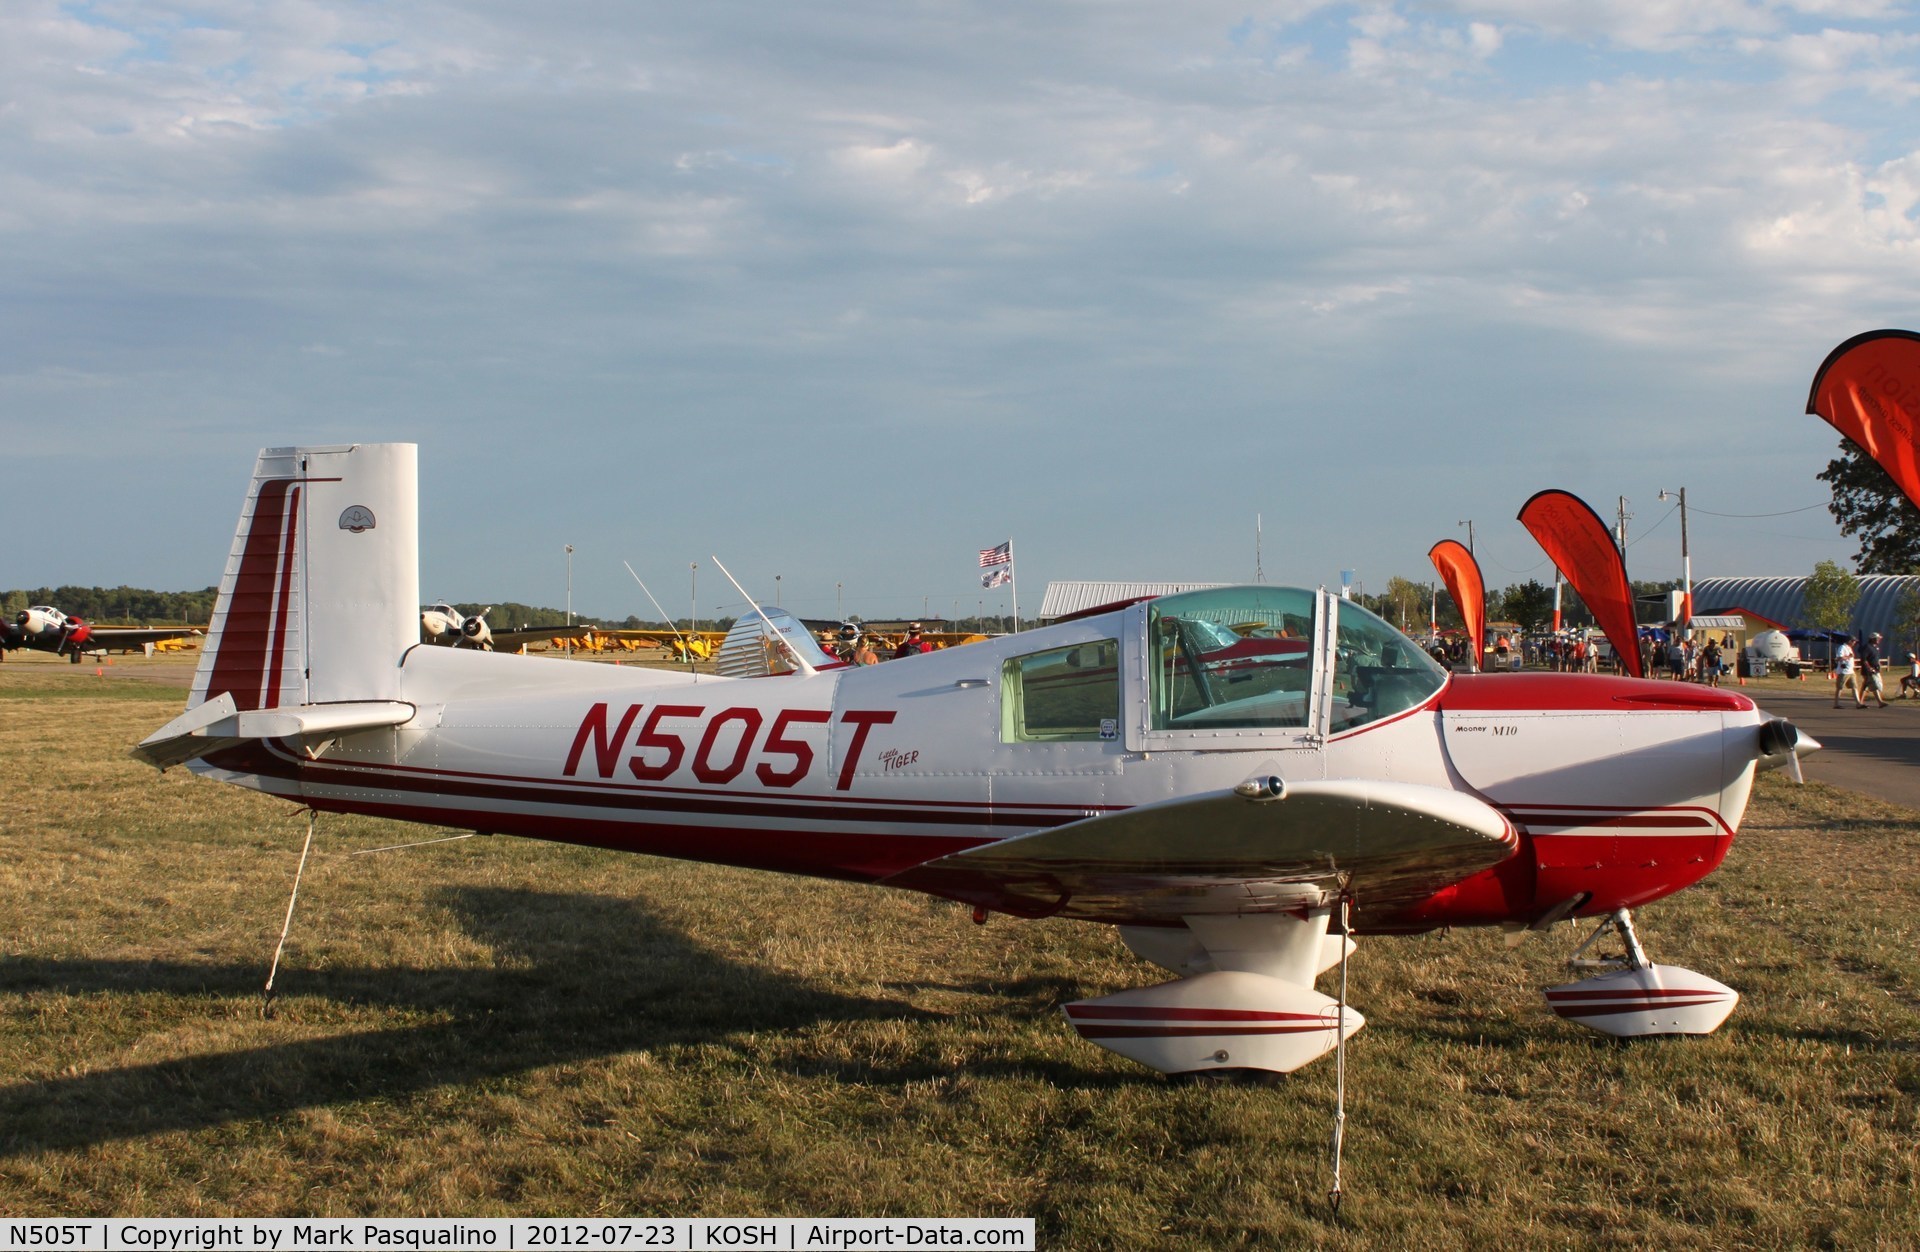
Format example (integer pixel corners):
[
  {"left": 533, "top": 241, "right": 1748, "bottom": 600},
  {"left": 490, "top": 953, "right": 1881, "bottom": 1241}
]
[{"left": 1, "top": 1, "right": 1915, "bottom": 604}]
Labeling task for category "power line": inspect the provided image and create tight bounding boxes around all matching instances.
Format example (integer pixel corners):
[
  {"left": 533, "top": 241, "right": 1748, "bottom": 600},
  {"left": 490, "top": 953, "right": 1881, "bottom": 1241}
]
[{"left": 1690, "top": 502, "right": 1828, "bottom": 519}]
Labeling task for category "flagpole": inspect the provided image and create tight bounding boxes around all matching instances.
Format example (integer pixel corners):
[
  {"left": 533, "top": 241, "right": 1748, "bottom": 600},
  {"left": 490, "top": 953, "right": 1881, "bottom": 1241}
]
[{"left": 1010, "top": 538, "right": 1020, "bottom": 633}]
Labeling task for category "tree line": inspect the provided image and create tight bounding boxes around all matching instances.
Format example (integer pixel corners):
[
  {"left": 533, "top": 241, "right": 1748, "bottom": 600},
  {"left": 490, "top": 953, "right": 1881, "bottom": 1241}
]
[
  {"left": 0, "top": 589, "right": 1026, "bottom": 638},
  {"left": 1, "top": 586, "right": 221, "bottom": 625}
]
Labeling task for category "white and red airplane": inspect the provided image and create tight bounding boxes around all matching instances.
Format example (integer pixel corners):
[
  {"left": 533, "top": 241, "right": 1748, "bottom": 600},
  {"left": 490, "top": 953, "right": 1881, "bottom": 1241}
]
[
  {"left": 3, "top": 605, "right": 199, "bottom": 662},
  {"left": 136, "top": 444, "right": 1818, "bottom": 1079}
]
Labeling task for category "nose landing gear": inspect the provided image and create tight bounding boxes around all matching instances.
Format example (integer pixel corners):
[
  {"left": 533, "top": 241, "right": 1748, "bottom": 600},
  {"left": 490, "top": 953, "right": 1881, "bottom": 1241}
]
[{"left": 1543, "top": 908, "right": 1738, "bottom": 1037}]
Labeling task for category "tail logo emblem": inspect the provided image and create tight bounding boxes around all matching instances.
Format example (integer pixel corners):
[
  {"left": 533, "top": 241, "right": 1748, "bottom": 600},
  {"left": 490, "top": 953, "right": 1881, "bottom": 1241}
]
[{"left": 338, "top": 505, "right": 376, "bottom": 533}]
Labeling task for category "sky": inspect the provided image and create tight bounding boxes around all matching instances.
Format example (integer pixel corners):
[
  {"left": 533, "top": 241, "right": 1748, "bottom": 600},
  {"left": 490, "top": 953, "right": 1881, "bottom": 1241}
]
[{"left": 3, "top": 1, "right": 1917, "bottom": 624}]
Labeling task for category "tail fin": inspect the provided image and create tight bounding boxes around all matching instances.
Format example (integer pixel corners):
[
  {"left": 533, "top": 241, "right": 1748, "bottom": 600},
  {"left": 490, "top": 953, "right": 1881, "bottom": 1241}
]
[{"left": 191, "top": 443, "right": 419, "bottom": 711}]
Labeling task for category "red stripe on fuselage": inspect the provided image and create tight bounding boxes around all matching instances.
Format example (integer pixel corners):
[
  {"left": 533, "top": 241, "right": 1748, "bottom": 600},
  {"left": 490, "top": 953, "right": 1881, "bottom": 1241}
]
[
  {"left": 1508, "top": 803, "right": 1733, "bottom": 837},
  {"left": 1439, "top": 673, "right": 1755, "bottom": 713},
  {"left": 299, "top": 793, "right": 994, "bottom": 882},
  {"left": 222, "top": 738, "right": 1104, "bottom": 830},
  {"left": 1517, "top": 813, "right": 1715, "bottom": 831}
]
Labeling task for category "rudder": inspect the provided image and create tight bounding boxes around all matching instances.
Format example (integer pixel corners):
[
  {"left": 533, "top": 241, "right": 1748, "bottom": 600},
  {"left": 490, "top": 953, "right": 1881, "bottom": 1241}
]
[{"left": 192, "top": 444, "right": 419, "bottom": 711}]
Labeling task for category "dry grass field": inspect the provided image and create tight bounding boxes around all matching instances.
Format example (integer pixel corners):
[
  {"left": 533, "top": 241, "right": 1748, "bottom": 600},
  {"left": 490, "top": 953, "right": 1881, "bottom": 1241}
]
[{"left": 2, "top": 656, "right": 1917, "bottom": 1247}]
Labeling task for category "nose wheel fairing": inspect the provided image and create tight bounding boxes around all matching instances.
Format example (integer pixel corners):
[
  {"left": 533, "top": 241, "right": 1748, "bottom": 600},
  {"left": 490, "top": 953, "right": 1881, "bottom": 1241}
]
[{"left": 1542, "top": 908, "right": 1738, "bottom": 1037}]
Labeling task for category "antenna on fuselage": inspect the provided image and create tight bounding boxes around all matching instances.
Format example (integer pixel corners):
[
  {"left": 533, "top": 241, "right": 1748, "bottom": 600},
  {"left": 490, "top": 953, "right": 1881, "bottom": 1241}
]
[
  {"left": 708, "top": 555, "right": 818, "bottom": 678},
  {"left": 623, "top": 560, "right": 698, "bottom": 676}
]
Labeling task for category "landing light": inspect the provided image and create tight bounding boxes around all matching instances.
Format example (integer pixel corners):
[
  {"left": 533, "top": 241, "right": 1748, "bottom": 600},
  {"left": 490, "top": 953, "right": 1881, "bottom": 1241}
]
[{"left": 1234, "top": 776, "right": 1287, "bottom": 802}]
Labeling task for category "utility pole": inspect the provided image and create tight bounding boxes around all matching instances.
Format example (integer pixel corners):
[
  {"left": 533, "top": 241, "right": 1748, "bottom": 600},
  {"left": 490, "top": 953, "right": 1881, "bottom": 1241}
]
[
  {"left": 1659, "top": 487, "right": 1690, "bottom": 637},
  {"left": 1458, "top": 519, "right": 1474, "bottom": 554},
  {"left": 775, "top": 574, "right": 781, "bottom": 607},
  {"left": 836, "top": 582, "right": 843, "bottom": 620},
  {"left": 564, "top": 544, "right": 574, "bottom": 656},
  {"left": 1615, "top": 496, "right": 1632, "bottom": 554}
]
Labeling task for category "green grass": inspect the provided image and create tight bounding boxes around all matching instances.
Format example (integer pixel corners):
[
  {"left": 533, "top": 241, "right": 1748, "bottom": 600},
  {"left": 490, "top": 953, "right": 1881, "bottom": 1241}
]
[
  {"left": 2, "top": 674, "right": 1917, "bottom": 1246},
  {"left": 0, "top": 668, "right": 183, "bottom": 701}
]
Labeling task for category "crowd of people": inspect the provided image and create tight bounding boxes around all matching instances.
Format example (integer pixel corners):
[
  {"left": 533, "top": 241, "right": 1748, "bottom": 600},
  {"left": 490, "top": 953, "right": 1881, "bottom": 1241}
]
[
  {"left": 1454, "top": 626, "right": 1920, "bottom": 699},
  {"left": 1826, "top": 631, "right": 1914, "bottom": 708},
  {"left": 1640, "top": 634, "right": 1732, "bottom": 687}
]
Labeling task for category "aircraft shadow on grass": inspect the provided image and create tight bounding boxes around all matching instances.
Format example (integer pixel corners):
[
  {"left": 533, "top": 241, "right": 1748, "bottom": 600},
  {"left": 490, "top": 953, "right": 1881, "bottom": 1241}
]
[{"left": 0, "top": 886, "right": 990, "bottom": 1157}]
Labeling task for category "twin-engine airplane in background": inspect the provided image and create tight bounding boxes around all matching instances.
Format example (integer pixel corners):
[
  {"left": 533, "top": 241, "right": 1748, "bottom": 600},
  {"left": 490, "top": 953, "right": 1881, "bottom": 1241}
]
[
  {"left": 2, "top": 605, "right": 199, "bottom": 662},
  {"left": 137, "top": 444, "right": 1820, "bottom": 1080},
  {"left": 417, "top": 602, "right": 585, "bottom": 652}
]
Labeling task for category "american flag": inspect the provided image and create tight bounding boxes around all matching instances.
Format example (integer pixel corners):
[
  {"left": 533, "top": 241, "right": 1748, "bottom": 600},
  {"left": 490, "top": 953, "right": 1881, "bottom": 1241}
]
[{"left": 978, "top": 541, "right": 1011, "bottom": 568}]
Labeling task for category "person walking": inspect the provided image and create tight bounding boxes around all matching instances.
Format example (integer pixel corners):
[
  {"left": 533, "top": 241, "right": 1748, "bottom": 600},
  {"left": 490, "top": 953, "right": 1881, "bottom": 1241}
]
[
  {"left": 1833, "top": 636, "right": 1860, "bottom": 708},
  {"left": 1860, "top": 632, "right": 1889, "bottom": 708}
]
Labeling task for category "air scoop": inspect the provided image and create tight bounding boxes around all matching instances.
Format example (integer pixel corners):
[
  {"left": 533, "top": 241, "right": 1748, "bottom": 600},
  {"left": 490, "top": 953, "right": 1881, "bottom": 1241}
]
[{"left": 1756, "top": 718, "right": 1820, "bottom": 784}]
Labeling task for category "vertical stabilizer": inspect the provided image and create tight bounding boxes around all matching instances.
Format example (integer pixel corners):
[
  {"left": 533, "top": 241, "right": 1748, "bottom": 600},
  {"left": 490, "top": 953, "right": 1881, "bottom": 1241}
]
[{"left": 191, "top": 444, "right": 419, "bottom": 710}]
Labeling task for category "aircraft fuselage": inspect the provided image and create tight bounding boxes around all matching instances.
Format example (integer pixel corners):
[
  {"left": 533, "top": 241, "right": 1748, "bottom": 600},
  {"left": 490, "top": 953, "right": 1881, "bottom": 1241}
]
[{"left": 192, "top": 633, "right": 1763, "bottom": 935}]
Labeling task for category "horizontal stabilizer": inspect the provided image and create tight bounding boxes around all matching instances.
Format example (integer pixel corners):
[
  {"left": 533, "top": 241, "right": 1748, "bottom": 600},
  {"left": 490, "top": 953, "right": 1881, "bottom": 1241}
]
[
  {"left": 883, "top": 778, "right": 1517, "bottom": 921},
  {"left": 133, "top": 693, "right": 415, "bottom": 770}
]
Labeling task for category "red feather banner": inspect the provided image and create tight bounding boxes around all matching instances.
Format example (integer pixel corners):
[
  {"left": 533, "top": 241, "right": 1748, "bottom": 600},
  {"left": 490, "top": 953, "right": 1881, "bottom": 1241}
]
[
  {"left": 1516, "top": 490, "right": 1644, "bottom": 678},
  {"left": 1806, "top": 329, "right": 1920, "bottom": 511},
  {"left": 1428, "top": 539, "right": 1486, "bottom": 672}
]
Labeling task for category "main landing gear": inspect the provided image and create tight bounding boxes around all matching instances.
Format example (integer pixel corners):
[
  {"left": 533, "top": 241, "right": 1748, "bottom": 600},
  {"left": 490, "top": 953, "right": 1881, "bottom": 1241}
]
[
  {"left": 1065, "top": 904, "right": 1740, "bottom": 1078},
  {"left": 1063, "top": 903, "right": 1361, "bottom": 1078},
  {"left": 1542, "top": 907, "right": 1739, "bottom": 1037}
]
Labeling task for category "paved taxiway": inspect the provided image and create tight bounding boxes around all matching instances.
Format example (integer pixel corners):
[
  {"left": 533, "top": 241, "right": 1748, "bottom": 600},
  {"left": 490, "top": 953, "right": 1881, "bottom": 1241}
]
[{"left": 1744, "top": 673, "right": 1920, "bottom": 812}]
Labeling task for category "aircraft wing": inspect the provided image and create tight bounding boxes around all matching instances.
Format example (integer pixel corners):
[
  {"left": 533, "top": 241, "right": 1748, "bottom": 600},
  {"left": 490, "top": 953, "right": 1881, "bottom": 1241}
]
[
  {"left": 881, "top": 779, "right": 1517, "bottom": 922},
  {"left": 489, "top": 625, "right": 590, "bottom": 649},
  {"left": 82, "top": 626, "right": 201, "bottom": 649}
]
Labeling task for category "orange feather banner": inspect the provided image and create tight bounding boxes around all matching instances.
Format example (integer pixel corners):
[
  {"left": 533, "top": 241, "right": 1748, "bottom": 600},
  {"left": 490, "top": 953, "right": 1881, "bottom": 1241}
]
[
  {"left": 1427, "top": 539, "right": 1485, "bottom": 672},
  {"left": 1516, "top": 490, "right": 1643, "bottom": 678},
  {"left": 1806, "top": 329, "right": 1920, "bottom": 511}
]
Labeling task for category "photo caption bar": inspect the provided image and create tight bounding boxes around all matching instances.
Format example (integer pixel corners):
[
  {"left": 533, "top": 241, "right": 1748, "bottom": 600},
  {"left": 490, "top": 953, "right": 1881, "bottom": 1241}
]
[{"left": 0, "top": 1220, "right": 1035, "bottom": 1252}]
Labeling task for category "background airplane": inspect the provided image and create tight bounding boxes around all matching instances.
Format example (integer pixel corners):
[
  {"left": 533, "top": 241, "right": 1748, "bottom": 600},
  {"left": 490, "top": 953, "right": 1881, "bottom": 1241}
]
[
  {"left": 2, "top": 605, "right": 199, "bottom": 662},
  {"left": 419, "top": 603, "right": 588, "bottom": 653}
]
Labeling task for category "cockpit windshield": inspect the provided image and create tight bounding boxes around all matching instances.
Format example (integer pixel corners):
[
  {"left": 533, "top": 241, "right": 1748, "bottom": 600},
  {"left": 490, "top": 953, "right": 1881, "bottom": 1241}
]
[
  {"left": 1329, "top": 596, "right": 1450, "bottom": 731},
  {"left": 1147, "top": 587, "right": 1446, "bottom": 734}
]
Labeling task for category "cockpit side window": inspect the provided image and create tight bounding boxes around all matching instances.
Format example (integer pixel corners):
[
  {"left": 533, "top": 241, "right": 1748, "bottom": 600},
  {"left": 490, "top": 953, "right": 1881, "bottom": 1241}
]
[
  {"left": 1148, "top": 588, "right": 1316, "bottom": 731},
  {"left": 1001, "top": 639, "right": 1120, "bottom": 742}
]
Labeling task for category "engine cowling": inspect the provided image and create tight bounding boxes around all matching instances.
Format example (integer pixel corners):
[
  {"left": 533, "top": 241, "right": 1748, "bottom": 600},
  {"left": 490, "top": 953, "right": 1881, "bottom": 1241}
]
[{"left": 458, "top": 613, "right": 493, "bottom": 650}]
